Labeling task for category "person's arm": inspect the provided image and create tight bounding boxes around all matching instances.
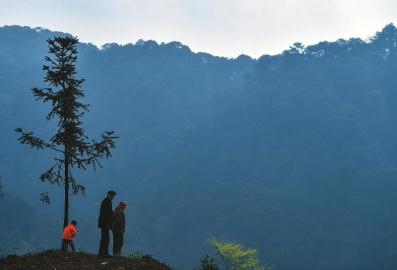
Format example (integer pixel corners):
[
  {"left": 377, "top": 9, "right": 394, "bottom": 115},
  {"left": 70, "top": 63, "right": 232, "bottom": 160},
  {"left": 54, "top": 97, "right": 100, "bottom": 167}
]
[
  {"left": 70, "top": 227, "right": 76, "bottom": 238},
  {"left": 98, "top": 200, "right": 105, "bottom": 227},
  {"left": 113, "top": 210, "right": 120, "bottom": 229},
  {"left": 105, "top": 200, "right": 113, "bottom": 227},
  {"left": 121, "top": 212, "right": 125, "bottom": 233}
]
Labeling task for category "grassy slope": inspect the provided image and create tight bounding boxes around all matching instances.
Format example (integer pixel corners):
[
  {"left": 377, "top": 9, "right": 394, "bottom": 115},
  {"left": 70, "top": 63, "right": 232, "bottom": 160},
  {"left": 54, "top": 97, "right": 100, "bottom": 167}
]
[{"left": 0, "top": 250, "right": 173, "bottom": 270}]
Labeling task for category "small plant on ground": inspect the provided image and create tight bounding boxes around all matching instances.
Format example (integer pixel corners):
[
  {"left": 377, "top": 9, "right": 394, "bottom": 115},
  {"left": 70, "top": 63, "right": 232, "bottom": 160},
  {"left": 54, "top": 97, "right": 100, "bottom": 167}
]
[
  {"left": 195, "top": 254, "right": 219, "bottom": 270},
  {"left": 125, "top": 250, "right": 145, "bottom": 259},
  {"left": 209, "top": 237, "right": 273, "bottom": 270}
]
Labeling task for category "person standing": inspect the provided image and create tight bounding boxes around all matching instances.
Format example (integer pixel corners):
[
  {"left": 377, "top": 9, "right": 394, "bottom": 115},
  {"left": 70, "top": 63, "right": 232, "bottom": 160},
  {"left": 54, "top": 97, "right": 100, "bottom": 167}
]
[
  {"left": 98, "top": 190, "right": 116, "bottom": 257},
  {"left": 112, "top": 201, "right": 127, "bottom": 256},
  {"left": 62, "top": 220, "right": 77, "bottom": 252}
]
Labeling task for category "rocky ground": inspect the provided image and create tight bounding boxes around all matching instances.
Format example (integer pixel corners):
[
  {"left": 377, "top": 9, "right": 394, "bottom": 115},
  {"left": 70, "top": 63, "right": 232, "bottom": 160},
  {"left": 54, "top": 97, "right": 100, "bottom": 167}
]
[{"left": 0, "top": 250, "right": 173, "bottom": 270}]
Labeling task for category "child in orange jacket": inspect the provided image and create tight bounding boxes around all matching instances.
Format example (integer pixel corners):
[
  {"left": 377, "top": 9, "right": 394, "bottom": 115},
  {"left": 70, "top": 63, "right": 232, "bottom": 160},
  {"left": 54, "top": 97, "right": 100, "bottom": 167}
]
[{"left": 62, "top": 220, "right": 77, "bottom": 252}]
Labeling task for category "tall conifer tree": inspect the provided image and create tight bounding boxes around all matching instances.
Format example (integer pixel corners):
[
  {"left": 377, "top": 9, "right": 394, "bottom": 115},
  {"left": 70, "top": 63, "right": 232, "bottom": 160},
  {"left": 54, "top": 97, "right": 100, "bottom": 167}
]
[{"left": 16, "top": 35, "right": 117, "bottom": 228}]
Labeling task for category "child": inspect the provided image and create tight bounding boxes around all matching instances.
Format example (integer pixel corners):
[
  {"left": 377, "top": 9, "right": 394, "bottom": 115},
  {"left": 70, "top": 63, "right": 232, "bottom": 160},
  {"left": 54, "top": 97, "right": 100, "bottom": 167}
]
[{"left": 62, "top": 220, "right": 77, "bottom": 252}]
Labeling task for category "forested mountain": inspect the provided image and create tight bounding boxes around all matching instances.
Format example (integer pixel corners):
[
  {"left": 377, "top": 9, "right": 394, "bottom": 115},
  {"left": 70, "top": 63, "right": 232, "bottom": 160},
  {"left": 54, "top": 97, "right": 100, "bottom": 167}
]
[{"left": 1, "top": 24, "right": 397, "bottom": 270}]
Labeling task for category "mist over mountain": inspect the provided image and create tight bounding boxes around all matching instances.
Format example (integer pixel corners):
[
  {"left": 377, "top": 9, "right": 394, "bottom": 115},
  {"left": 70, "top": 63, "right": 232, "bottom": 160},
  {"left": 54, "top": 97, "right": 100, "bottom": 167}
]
[{"left": 1, "top": 24, "right": 397, "bottom": 270}]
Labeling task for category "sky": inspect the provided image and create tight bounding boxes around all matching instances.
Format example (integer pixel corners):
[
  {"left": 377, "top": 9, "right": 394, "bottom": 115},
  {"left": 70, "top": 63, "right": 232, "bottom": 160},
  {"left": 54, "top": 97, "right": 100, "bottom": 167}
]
[{"left": 0, "top": 0, "right": 396, "bottom": 58}]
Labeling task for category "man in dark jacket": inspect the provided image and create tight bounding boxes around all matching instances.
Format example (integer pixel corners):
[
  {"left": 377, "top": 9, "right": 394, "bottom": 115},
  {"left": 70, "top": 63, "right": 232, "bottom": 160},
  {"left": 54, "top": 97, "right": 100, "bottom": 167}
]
[
  {"left": 98, "top": 190, "right": 116, "bottom": 257},
  {"left": 112, "top": 201, "right": 127, "bottom": 256}
]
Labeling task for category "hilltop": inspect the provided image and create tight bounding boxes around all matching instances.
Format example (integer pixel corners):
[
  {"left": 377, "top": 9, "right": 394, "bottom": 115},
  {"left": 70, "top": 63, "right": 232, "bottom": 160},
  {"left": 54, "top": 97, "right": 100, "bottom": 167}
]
[{"left": 0, "top": 250, "right": 172, "bottom": 270}]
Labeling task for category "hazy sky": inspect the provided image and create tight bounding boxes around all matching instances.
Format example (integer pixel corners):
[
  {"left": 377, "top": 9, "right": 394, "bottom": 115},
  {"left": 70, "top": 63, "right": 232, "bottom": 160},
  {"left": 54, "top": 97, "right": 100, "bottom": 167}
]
[{"left": 0, "top": 0, "right": 396, "bottom": 58}]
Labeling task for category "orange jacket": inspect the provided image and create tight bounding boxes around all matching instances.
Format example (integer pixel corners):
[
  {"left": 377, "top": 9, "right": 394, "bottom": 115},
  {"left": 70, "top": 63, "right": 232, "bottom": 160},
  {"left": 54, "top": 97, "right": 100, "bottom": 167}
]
[{"left": 62, "top": 224, "right": 77, "bottom": 240}]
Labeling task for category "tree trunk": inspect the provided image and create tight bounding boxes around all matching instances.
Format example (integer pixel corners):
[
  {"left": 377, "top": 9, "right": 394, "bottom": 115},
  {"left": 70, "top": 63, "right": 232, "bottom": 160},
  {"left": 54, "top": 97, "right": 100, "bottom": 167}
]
[
  {"left": 64, "top": 151, "right": 70, "bottom": 229},
  {"left": 61, "top": 147, "right": 70, "bottom": 250}
]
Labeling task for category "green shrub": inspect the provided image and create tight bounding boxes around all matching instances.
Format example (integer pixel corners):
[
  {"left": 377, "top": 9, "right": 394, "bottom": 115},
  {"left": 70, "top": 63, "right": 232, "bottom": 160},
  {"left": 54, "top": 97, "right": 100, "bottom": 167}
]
[
  {"left": 195, "top": 254, "right": 219, "bottom": 270},
  {"left": 209, "top": 237, "right": 273, "bottom": 270},
  {"left": 124, "top": 250, "right": 144, "bottom": 259}
]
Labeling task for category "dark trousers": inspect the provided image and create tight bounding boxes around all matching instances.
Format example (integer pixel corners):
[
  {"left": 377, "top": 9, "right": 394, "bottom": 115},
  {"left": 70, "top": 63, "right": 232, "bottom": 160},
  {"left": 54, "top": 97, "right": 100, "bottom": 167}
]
[
  {"left": 98, "top": 228, "right": 110, "bottom": 257},
  {"left": 62, "top": 239, "right": 75, "bottom": 252},
  {"left": 112, "top": 231, "right": 124, "bottom": 256}
]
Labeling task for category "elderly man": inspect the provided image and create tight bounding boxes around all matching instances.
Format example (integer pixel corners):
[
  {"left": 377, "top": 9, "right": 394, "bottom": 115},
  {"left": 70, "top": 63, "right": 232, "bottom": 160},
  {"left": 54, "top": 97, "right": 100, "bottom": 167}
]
[
  {"left": 112, "top": 201, "right": 127, "bottom": 256},
  {"left": 98, "top": 190, "right": 116, "bottom": 257}
]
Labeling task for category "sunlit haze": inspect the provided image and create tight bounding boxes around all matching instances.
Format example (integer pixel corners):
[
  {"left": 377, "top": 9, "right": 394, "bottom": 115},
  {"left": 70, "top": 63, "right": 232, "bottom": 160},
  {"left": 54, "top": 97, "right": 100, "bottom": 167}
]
[{"left": 1, "top": 0, "right": 396, "bottom": 58}]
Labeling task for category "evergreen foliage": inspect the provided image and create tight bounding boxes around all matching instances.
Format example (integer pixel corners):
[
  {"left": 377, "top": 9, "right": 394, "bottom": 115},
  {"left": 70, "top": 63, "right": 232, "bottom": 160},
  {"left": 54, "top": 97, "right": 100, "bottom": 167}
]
[
  {"left": 15, "top": 35, "right": 117, "bottom": 227},
  {"left": 209, "top": 238, "right": 271, "bottom": 270}
]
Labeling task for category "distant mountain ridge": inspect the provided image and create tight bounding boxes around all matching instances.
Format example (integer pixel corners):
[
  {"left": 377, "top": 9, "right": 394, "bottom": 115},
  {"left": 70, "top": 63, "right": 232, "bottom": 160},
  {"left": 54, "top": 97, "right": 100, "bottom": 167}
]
[{"left": 1, "top": 24, "right": 397, "bottom": 270}]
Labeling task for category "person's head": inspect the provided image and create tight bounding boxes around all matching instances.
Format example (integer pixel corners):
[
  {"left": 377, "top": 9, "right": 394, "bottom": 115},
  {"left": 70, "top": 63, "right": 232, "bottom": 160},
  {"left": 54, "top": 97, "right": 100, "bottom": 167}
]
[
  {"left": 71, "top": 220, "right": 77, "bottom": 226},
  {"left": 119, "top": 201, "right": 127, "bottom": 210},
  {"left": 107, "top": 190, "right": 117, "bottom": 200}
]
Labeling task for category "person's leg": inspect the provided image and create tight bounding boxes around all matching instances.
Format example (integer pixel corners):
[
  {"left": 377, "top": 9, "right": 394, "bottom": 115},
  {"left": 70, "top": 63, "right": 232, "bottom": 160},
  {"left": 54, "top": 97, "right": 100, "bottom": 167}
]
[
  {"left": 99, "top": 228, "right": 111, "bottom": 257},
  {"left": 62, "top": 240, "right": 68, "bottom": 252},
  {"left": 112, "top": 232, "right": 117, "bottom": 256},
  {"left": 98, "top": 228, "right": 106, "bottom": 256},
  {"left": 113, "top": 232, "right": 122, "bottom": 256},
  {"left": 119, "top": 233, "right": 124, "bottom": 255},
  {"left": 70, "top": 240, "right": 75, "bottom": 252},
  {"left": 104, "top": 228, "right": 110, "bottom": 256}
]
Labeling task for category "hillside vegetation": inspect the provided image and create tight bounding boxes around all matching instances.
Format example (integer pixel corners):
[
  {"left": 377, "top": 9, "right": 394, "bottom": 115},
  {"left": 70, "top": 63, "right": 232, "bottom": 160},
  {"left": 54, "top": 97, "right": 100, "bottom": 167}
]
[{"left": 1, "top": 24, "right": 397, "bottom": 270}]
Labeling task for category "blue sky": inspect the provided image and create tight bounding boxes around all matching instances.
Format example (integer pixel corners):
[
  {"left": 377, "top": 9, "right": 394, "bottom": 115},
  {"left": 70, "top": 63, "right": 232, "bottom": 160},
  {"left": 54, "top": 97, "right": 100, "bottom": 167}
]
[{"left": 0, "top": 0, "right": 396, "bottom": 58}]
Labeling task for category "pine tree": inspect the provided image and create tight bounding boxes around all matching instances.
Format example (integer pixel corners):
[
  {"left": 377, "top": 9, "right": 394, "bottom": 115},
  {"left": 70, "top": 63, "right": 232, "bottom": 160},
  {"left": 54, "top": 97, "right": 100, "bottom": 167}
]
[{"left": 16, "top": 35, "right": 117, "bottom": 228}]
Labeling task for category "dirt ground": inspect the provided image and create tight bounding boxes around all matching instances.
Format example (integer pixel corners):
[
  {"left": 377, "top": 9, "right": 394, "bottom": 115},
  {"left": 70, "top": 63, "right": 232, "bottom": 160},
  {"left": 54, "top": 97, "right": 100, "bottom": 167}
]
[{"left": 0, "top": 250, "right": 173, "bottom": 270}]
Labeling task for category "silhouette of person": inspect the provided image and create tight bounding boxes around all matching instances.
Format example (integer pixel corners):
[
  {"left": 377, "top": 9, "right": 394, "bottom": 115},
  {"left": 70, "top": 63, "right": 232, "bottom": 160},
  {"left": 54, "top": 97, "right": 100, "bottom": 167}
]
[
  {"left": 98, "top": 190, "right": 116, "bottom": 257},
  {"left": 112, "top": 201, "right": 127, "bottom": 256}
]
